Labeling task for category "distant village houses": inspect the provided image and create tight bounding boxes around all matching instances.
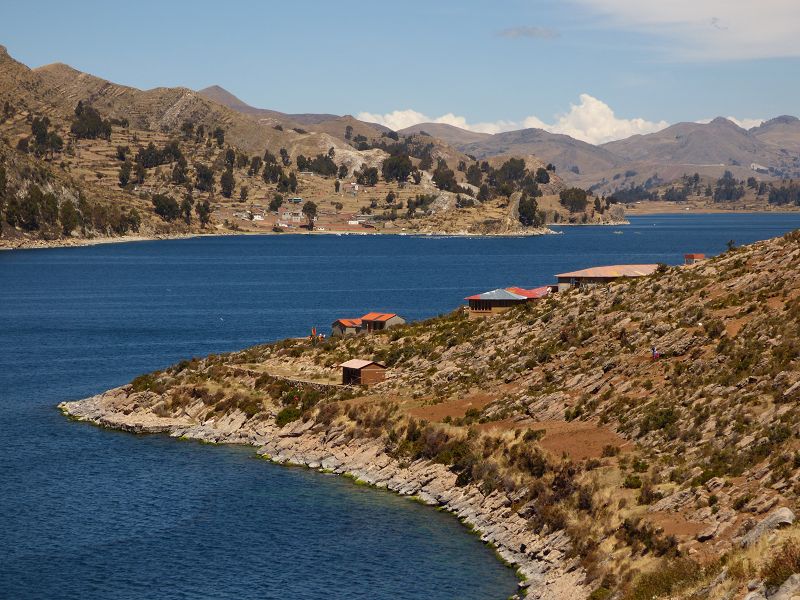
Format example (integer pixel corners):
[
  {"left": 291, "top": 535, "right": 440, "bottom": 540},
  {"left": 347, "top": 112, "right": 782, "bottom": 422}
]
[{"left": 331, "top": 312, "right": 405, "bottom": 336}]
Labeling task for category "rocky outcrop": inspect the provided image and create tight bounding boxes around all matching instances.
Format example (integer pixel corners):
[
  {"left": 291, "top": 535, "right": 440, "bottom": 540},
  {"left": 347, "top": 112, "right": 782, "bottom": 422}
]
[
  {"left": 740, "top": 507, "right": 796, "bottom": 548},
  {"left": 60, "top": 390, "right": 589, "bottom": 600}
]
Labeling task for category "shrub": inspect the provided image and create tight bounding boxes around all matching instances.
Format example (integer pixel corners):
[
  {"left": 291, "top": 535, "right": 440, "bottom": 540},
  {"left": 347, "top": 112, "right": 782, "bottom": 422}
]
[
  {"left": 276, "top": 406, "right": 302, "bottom": 427},
  {"left": 760, "top": 538, "right": 800, "bottom": 589},
  {"left": 625, "top": 559, "right": 699, "bottom": 600}
]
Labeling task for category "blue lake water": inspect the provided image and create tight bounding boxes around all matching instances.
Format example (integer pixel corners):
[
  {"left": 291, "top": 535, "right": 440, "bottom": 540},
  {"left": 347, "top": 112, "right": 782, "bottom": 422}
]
[{"left": 2, "top": 213, "right": 800, "bottom": 599}]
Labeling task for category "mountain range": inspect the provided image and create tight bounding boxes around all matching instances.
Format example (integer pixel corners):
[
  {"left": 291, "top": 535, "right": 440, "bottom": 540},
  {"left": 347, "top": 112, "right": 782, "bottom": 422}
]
[{"left": 194, "top": 80, "right": 800, "bottom": 190}]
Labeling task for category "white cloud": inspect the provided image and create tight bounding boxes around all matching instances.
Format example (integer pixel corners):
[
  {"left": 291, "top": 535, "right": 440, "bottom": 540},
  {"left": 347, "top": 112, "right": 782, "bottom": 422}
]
[
  {"left": 570, "top": 0, "right": 800, "bottom": 60},
  {"left": 358, "top": 94, "right": 669, "bottom": 144},
  {"left": 356, "top": 109, "right": 517, "bottom": 135},
  {"left": 541, "top": 94, "right": 669, "bottom": 143}
]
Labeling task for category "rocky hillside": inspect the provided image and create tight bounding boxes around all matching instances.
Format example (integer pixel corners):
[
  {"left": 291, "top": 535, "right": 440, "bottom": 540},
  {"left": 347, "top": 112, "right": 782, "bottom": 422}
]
[
  {"left": 1, "top": 44, "right": 619, "bottom": 247},
  {"left": 62, "top": 230, "right": 800, "bottom": 598}
]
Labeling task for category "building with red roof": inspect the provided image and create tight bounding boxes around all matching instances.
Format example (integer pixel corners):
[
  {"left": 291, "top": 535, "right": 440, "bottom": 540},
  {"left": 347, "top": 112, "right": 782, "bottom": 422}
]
[
  {"left": 465, "top": 286, "right": 553, "bottom": 318},
  {"left": 331, "top": 312, "right": 406, "bottom": 336}
]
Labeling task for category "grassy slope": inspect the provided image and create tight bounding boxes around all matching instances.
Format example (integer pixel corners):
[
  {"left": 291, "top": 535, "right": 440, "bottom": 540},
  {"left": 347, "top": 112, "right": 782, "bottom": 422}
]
[{"left": 108, "top": 230, "right": 800, "bottom": 597}]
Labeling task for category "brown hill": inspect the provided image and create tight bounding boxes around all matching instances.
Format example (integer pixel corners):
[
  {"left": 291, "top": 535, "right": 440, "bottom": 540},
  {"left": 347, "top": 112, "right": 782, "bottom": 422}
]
[
  {"left": 198, "top": 84, "right": 387, "bottom": 142},
  {"left": 751, "top": 115, "right": 800, "bottom": 149},
  {"left": 399, "top": 122, "right": 493, "bottom": 147},
  {"left": 459, "top": 127, "right": 623, "bottom": 178}
]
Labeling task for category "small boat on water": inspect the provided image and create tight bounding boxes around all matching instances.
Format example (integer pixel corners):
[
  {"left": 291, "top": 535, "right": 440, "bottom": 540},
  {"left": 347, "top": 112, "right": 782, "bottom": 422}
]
[{"left": 613, "top": 230, "right": 624, "bottom": 234}]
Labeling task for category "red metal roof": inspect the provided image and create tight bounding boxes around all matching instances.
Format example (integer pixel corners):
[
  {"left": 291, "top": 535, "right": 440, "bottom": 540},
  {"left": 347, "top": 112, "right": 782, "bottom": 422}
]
[
  {"left": 684, "top": 253, "right": 706, "bottom": 259},
  {"left": 334, "top": 318, "right": 362, "bottom": 328},
  {"left": 360, "top": 312, "right": 397, "bottom": 322},
  {"left": 506, "top": 286, "right": 551, "bottom": 299},
  {"left": 465, "top": 286, "right": 550, "bottom": 301}
]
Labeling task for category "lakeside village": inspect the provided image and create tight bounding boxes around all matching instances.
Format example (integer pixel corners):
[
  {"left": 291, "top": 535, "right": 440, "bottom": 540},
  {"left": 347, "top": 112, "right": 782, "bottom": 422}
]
[{"left": 318, "top": 254, "right": 706, "bottom": 386}]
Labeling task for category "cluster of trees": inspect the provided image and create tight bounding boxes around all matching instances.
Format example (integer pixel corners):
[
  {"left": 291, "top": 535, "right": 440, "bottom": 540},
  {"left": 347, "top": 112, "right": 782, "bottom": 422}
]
[
  {"left": 119, "top": 140, "right": 186, "bottom": 187},
  {"left": 518, "top": 193, "right": 544, "bottom": 227},
  {"left": 2, "top": 178, "right": 140, "bottom": 237},
  {"left": 713, "top": 171, "right": 746, "bottom": 202},
  {"left": 405, "top": 193, "right": 438, "bottom": 217},
  {"left": 296, "top": 150, "right": 337, "bottom": 177},
  {"left": 151, "top": 192, "right": 211, "bottom": 226},
  {"left": 768, "top": 182, "right": 800, "bottom": 206},
  {"left": 559, "top": 188, "right": 589, "bottom": 212},
  {"left": 355, "top": 165, "right": 379, "bottom": 186},
  {"left": 71, "top": 101, "right": 112, "bottom": 140},
  {"left": 18, "top": 116, "right": 64, "bottom": 158}
]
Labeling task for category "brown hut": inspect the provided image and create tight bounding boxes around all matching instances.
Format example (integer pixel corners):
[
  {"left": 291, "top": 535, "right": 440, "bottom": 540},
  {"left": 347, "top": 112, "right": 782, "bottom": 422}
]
[{"left": 340, "top": 359, "right": 387, "bottom": 385}]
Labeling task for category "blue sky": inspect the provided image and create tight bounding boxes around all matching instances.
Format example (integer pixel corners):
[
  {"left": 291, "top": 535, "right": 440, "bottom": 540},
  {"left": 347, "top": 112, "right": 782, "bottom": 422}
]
[{"left": 2, "top": 0, "right": 798, "bottom": 143}]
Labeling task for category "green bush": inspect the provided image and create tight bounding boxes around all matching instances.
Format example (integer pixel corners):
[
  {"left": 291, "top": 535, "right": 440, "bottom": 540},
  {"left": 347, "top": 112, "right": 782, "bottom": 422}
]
[{"left": 276, "top": 406, "right": 302, "bottom": 427}]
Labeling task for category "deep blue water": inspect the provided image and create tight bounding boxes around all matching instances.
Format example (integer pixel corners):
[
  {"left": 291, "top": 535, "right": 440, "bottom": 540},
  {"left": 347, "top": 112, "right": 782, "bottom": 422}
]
[{"left": 2, "top": 213, "right": 800, "bottom": 600}]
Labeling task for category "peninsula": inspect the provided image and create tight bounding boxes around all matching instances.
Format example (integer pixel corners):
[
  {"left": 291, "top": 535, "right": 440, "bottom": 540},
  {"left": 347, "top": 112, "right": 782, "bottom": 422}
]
[{"left": 62, "top": 230, "right": 800, "bottom": 599}]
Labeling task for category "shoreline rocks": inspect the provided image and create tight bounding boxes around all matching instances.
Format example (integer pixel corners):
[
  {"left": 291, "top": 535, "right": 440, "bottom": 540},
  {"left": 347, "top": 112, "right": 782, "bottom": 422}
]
[{"left": 60, "top": 391, "right": 589, "bottom": 599}]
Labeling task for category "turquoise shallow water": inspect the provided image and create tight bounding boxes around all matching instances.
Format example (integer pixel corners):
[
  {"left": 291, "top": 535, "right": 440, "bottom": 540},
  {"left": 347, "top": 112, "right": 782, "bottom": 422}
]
[{"left": 2, "top": 213, "right": 800, "bottom": 599}]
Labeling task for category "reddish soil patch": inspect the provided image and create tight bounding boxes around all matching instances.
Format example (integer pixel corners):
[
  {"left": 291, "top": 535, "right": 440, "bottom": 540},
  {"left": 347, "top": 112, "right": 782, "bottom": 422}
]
[
  {"left": 645, "top": 511, "right": 706, "bottom": 538},
  {"left": 407, "top": 392, "right": 496, "bottom": 421},
  {"left": 726, "top": 316, "right": 749, "bottom": 337},
  {"left": 480, "top": 419, "right": 630, "bottom": 461},
  {"left": 767, "top": 296, "right": 785, "bottom": 310}
]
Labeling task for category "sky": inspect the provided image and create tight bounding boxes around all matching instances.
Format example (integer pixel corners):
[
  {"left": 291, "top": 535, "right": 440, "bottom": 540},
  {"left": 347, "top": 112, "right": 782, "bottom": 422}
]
[{"left": 1, "top": 0, "right": 798, "bottom": 144}]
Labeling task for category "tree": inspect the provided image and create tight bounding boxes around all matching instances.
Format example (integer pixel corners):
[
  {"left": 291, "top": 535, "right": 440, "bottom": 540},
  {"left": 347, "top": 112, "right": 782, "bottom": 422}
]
[
  {"left": 518, "top": 194, "right": 542, "bottom": 227},
  {"left": 171, "top": 157, "right": 188, "bottom": 185},
  {"left": 220, "top": 168, "right": 235, "bottom": 198},
  {"left": 466, "top": 163, "right": 482, "bottom": 187},
  {"left": 535, "top": 167, "right": 550, "bottom": 184},
  {"left": 239, "top": 186, "right": 249, "bottom": 202},
  {"left": 356, "top": 165, "right": 378, "bottom": 186},
  {"left": 338, "top": 164, "right": 348, "bottom": 179},
  {"left": 194, "top": 163, "right": 215, "bottom": 191},
  {"left": 71, "top": 102, "right": 111, "bottom": 140},
  {"left": 249, "top": 156, "right": 262, "bottom": 176},
  {"left": 152, "top": 194, "right": 181, "bottom": 221},
  {"left": 212, "top": 127, "right": 225, "bottom": 147},
  {"left": 134, "top": 162, "right": 146, "bottom": 185},
  {"left": 119, "top": 160, "right": 132, "bottom": 187},
  {"left": 334, "top": 180, "right": 340, "bottom": 193},
  {"left": 432, "top": 160, "right": 457, "bottom": 191},
  {"left": 269, "top": 194, "right": 283, "bottom": 212},
  {"left": 288, "top": 171, "right": 298, "bottom": 193},
  {"left": 296, "top": 155, "right": 308, "bottom": 171},
  {"left": 279, "top": 148, "right": 291, "bottom": 166},
  {"left": 31, "top": 116, "right": 50, "bottom": 146},
  {"left": 195, "top": 199, "right": 211, "bottom": 227},
  {"left": 116, "top": 145, "right": 129, "bottom": 161},
  {"left": 180, "top": 121, "right": 194, "bottom": 139},
  {"left": 59, "top": 200, "right": 80, "bottom": 236},
  {"left": 382, "top": 154, "right": 413, "bottom": 183},
  {"left": 225, "top": 148, "right": 236, "bottom": 168},
  {"left": 345, "top": 125, "right": 353, "bottom": 140},
  {"left": 386, "top": 191, "right": 396, "bottom": 204},
  {"left": 179, "top": 196, "right": 192, "bottom": 225},
  {"left": 559, "top": 187, "right": 588, "bottom": 212},
  {"left": 302, "top": 201, "right": 318, "bottom": 228}
]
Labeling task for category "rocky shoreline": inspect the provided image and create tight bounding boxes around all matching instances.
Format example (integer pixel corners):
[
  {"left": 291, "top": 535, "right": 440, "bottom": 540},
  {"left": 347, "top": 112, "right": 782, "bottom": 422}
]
[{"left": 60, "top": 388, "right": 589, "bottom": 600}]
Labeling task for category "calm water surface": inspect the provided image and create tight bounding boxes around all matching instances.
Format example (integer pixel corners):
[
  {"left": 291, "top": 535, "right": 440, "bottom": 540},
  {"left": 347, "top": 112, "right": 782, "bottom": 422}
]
[{"left": 2, "top": 214, "right": 800, "bottom": 599}]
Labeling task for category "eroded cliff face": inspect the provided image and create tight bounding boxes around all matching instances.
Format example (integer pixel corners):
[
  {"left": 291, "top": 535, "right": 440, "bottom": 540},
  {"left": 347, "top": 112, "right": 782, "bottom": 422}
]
[{"left": 61, "top": 388, "right": 589, "bottom": 600}]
